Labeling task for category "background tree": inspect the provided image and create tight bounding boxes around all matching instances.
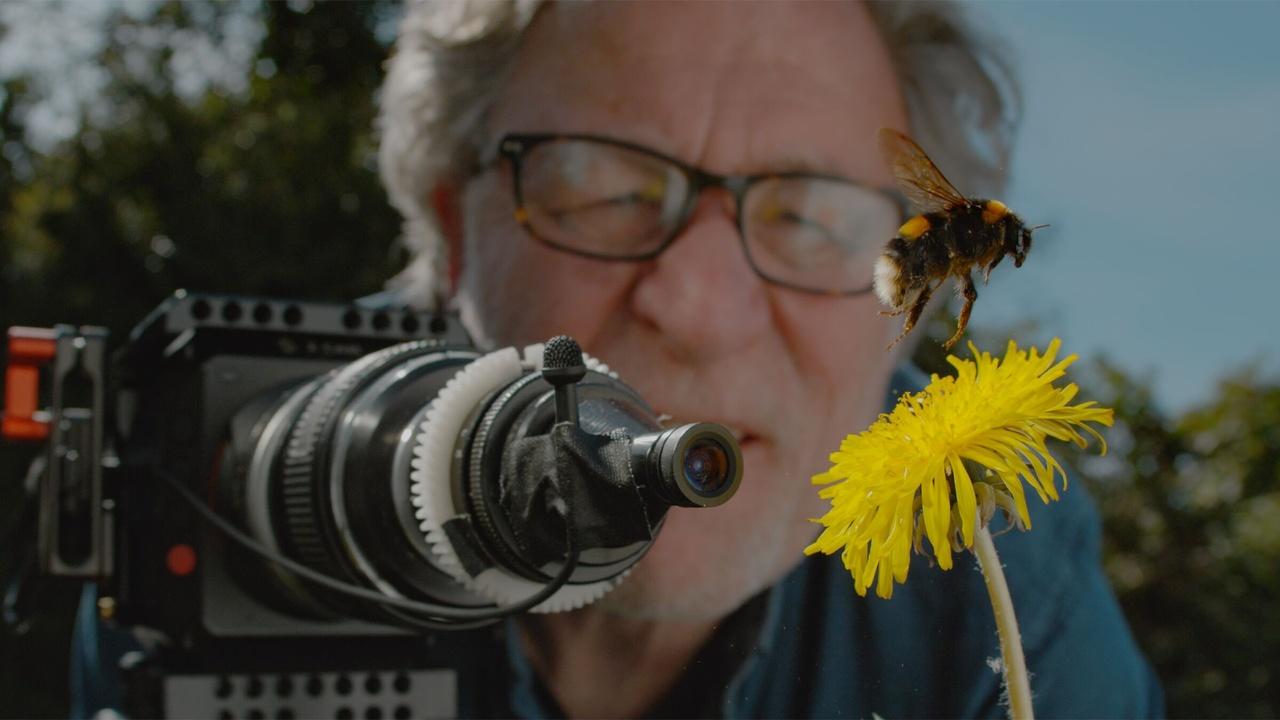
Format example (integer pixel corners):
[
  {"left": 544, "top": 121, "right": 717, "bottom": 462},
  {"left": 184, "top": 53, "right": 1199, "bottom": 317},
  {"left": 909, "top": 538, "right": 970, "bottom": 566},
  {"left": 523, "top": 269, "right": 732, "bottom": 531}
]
[{"left": 1059, "top": 362, "right": 1280, "bottom": 718}]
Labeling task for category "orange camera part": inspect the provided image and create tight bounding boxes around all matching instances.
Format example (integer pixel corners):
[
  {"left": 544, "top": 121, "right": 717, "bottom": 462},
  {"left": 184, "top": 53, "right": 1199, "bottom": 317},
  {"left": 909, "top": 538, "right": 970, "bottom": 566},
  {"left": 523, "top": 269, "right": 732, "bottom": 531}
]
[{"left": 2, "top": 326, "right": 58, "bottom": 441}]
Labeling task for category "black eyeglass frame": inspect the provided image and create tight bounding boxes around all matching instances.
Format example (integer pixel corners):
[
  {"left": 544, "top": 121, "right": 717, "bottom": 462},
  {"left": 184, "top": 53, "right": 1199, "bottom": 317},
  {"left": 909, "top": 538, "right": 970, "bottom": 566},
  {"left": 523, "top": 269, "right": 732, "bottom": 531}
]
[{"left": 495, "top": 132, "right": 907, "bottom": 297}]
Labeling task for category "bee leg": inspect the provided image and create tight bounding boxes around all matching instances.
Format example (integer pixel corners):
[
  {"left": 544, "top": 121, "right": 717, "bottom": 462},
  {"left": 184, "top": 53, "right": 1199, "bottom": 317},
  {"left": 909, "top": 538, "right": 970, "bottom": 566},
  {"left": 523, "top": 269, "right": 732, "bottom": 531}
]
[
  {"left": 942, "top": 274, "right": 978, "bottom": 350},
  {"left": 982, "top": 255, "right": 1003, "bottom": 285},
  {"left": 885, "top": 282, "right": 936, "bottom": 351}
]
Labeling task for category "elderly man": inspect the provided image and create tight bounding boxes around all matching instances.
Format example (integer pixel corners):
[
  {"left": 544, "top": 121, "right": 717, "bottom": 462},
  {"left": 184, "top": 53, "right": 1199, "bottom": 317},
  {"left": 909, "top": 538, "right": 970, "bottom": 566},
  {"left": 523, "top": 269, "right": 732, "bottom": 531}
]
[{"left": 377, "top": 1, "right": 1161, "bottom": 718}]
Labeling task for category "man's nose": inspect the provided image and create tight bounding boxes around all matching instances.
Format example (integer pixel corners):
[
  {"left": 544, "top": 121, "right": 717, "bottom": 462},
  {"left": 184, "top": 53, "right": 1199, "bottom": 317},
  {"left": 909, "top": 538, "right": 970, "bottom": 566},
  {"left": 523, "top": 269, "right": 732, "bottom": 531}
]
[{"left": 630, "top": 188, "right": 771, "bottom": 361}]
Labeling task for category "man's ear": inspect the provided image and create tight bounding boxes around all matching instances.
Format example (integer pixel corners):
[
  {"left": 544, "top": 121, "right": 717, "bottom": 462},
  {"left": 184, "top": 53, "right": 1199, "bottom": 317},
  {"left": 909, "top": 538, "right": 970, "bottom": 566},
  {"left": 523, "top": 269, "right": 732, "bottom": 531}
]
[{"left": 431, "top": 183, "right": 464, "bottom": 298}]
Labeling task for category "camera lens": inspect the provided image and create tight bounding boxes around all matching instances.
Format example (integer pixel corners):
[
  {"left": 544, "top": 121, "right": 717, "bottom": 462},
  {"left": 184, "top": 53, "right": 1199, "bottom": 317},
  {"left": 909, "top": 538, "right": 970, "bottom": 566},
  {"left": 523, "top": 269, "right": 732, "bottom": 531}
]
[
  {"left": 633, "top": 422, "right": 742, "bottom": 508},
  {"left": 683, "top": 439, "right": 730, "bottom": 495}
]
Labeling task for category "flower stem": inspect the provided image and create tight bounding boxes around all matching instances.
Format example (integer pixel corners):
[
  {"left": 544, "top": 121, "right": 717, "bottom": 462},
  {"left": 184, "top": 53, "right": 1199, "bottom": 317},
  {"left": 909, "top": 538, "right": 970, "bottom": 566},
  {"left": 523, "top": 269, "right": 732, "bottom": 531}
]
[{"left": 974, "top": 525, "right": 1034, "bottom": 720}]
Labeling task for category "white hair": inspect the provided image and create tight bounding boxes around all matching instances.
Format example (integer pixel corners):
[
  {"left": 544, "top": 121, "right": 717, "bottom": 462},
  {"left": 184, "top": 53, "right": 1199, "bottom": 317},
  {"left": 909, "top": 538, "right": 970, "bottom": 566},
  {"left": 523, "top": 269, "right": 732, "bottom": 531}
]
[{"left": 377, "top": 0, "right": 1020, "bottom": 310}]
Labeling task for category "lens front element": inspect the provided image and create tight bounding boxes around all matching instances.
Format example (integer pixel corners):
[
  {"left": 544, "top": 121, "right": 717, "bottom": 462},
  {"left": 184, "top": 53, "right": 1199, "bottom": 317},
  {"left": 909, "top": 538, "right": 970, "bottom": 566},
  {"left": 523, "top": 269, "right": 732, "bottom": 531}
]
[
  {"left": 683, "top": 438, "right": 732, "bottom": 496},
  {"left": 641, "top": 422, "right": 742, "bottom": 508}
]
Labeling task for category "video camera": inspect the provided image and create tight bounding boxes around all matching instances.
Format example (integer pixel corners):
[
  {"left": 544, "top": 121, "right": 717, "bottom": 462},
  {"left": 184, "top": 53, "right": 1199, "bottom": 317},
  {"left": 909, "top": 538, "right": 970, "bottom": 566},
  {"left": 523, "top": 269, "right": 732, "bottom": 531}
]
[{"left": 1, "top": 291, "right": 742, "bottom": 718}]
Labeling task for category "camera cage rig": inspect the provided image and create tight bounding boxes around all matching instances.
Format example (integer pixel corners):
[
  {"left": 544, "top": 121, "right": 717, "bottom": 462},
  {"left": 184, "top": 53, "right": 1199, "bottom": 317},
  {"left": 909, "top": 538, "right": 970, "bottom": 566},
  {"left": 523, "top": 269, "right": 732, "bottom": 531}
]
[
  {"left": 2, "top": 293, "right": 483, "bottom": 717},
  {"left": 3, "top": 291, "right": 477, "bottom": 586}
]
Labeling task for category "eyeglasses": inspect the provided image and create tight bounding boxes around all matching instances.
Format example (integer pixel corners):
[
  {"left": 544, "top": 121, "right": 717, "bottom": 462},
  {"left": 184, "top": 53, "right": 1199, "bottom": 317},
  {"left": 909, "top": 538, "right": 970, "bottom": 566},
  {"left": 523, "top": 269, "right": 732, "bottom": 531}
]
[{"left": 494, "top": 133, "right": 906, "bottom": 296}]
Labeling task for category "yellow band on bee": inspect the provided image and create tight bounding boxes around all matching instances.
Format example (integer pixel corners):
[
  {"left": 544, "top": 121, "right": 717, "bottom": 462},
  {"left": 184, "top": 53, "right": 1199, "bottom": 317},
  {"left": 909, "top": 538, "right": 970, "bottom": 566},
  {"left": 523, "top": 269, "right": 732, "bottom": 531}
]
[
  {"left": 982, "top": 200, "right": 1009, "bottom": 224},
  {"left": 898, "top": 215, "right": 931, "bottom": 240}
]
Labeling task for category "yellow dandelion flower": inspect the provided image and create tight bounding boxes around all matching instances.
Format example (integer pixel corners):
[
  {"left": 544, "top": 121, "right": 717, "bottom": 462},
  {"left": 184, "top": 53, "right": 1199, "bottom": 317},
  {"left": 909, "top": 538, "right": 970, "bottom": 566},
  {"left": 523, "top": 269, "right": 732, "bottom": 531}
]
[{"left": 805, "top": 338, "right": 1113, "bottom": 599}]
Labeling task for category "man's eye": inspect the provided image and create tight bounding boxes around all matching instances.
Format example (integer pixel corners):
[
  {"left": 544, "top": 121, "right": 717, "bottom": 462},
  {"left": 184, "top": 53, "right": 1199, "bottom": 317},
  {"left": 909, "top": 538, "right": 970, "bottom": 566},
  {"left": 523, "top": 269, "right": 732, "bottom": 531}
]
[
  {"left": 545, "top": 191, "right": 660, "bottom": 219},
  {"left": 769, "top": 209, "right": 841, "bottom": 245}
]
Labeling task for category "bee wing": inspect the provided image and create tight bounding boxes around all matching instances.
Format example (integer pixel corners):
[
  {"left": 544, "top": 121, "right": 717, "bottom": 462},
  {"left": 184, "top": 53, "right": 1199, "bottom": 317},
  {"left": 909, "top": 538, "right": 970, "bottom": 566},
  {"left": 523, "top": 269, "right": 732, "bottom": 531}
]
[{"left": 877, "top": 128, "right": 970, "bottom": 213}]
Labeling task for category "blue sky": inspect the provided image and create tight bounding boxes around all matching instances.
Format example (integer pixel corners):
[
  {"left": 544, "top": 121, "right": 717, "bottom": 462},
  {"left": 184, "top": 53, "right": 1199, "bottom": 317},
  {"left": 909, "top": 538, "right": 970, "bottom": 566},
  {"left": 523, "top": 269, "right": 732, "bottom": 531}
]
[{"left": 967, "top": 1, "right": 1280, "bottom": 413}]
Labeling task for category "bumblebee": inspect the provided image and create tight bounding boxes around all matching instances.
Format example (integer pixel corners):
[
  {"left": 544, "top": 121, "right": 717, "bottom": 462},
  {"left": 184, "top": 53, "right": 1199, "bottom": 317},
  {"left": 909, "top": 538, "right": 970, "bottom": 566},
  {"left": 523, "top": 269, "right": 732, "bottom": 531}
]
[{"left": 874, "top": 128, "right": 1043, "bottom": 350}]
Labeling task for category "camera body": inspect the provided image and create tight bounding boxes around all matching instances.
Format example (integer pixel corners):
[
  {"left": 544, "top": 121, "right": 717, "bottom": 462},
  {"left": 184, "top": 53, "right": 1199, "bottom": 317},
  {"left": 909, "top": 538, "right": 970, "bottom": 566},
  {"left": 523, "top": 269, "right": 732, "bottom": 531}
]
[
  {"left": 4, "top": 290, "right": 743, "bottom": 717},
  {"left": 109, "top": 293, "right": 475, "bottom": 639},
  {"left": 6, "top": 292, "right": 485, "bottom": 716}
]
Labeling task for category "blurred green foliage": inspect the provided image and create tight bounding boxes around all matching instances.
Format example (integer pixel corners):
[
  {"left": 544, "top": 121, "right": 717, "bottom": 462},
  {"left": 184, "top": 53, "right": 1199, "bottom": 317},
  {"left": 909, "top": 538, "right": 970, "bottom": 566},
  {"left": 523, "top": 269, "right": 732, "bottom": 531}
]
[
  {"left": 1, "top": 1, "right": 402, "bottom": 337},
  {"left": 1059, "top": 362, "right": 1280, "bottom": 718},
  {"left": 0, "top": 1, "right": 1276, "bottom": 718}
]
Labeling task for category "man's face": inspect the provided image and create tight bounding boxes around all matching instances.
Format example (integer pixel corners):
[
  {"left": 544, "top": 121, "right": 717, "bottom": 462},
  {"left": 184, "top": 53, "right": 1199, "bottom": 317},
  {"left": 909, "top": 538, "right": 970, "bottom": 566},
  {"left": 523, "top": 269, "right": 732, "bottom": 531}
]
[{"left": 455, "top": 1, "right": 908, "bottom": 620}]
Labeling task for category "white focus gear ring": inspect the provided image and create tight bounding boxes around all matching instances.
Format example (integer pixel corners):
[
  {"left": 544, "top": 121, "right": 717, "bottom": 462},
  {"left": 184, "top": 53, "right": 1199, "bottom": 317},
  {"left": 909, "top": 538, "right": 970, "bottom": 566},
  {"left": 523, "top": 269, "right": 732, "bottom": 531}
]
[{"left": 408, "top": 344, "right": 627, "bottom": 613}]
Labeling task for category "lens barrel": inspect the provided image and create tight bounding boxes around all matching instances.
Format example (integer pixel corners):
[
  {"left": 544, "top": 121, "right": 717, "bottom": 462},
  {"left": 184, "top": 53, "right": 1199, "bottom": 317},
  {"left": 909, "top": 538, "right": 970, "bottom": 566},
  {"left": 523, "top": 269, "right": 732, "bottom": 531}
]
[{"left": 633, "top": 423, "right": 743, "bottom": 508}]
